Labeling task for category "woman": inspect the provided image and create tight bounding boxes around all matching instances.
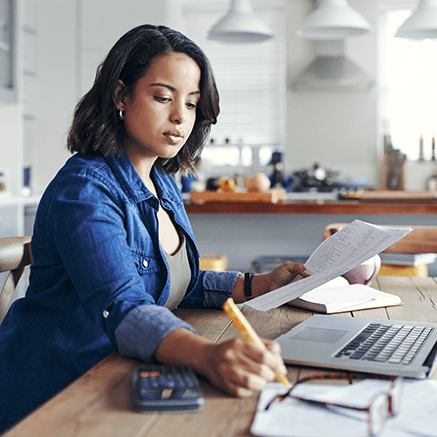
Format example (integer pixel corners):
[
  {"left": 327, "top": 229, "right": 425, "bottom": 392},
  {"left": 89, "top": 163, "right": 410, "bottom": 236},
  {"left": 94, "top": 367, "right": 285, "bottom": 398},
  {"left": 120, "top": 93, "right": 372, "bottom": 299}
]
[{"left": 0, "top": 24, "right": 308, "bottom": 432}]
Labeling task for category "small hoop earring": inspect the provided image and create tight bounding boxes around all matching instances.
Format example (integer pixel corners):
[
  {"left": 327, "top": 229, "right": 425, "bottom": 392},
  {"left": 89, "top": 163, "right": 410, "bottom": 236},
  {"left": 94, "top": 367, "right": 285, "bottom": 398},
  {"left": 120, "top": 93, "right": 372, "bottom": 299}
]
[{"left": 119, "top": 108, "right": 125, "bottom": 120}]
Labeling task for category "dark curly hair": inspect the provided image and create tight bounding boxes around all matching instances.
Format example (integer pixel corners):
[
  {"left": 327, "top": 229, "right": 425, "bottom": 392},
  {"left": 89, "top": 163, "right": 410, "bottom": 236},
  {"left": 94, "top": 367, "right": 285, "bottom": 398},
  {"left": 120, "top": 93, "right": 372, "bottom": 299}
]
[{"left": 67, "top": 24, "right": 220, "bottom": 174}]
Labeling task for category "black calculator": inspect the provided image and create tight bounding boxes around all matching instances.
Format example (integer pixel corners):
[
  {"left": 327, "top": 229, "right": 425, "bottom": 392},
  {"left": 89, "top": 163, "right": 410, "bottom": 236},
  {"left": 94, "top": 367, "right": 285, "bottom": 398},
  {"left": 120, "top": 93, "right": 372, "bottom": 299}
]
[{"left": 132, "top": 365, "right": 205, "bottom": 412}]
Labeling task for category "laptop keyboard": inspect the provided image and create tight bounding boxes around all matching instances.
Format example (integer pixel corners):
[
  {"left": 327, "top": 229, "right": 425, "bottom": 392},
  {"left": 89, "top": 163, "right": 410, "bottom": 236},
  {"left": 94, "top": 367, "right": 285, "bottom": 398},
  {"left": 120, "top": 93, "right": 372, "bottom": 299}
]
[{"left": 335, "top": 323, "right": 434, "bottom": 365}]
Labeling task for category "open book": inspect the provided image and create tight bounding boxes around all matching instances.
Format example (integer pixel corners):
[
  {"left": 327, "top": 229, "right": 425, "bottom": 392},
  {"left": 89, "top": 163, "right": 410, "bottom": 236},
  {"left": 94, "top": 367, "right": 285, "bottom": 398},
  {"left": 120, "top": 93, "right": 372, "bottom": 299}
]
[
  {"left": 287, "top": 276, "right": 402, "bottom": 314},
  {"left": 247, "top": 220, "right": 411, "bottom": 312}
]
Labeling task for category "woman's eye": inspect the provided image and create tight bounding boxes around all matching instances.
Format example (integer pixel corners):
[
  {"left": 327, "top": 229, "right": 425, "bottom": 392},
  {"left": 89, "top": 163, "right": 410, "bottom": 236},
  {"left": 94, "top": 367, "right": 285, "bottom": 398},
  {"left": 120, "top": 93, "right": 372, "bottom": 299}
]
[
  {"left": 154, "top": 96, "right": 170, "bottom": 103},
  {"left": 186, "top": 102, "right": 197, "bottom": 109}
]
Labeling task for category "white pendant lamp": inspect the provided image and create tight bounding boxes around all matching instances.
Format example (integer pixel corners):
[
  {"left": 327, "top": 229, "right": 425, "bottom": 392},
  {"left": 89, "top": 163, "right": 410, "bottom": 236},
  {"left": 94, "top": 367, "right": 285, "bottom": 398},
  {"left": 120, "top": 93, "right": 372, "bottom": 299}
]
[
  {"left": 207, "top": 0, "right": 274, "bottom": 44},
  {"left": 395, "top": 0, "right": 437, "bottom": 40},
  {"left": 297, "top": 0, "right": 371, "bottom": 40}
]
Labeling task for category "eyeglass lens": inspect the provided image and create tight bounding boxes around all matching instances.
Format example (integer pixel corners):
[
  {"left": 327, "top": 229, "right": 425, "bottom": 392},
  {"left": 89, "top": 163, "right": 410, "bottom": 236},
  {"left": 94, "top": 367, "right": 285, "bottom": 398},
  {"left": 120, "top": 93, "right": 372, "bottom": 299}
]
[
  {"left": 388, "top": 377, "right": 402, "bottom": 416},
  {"left": 369, "top": 393, "right": 389, "bottom": 436}
]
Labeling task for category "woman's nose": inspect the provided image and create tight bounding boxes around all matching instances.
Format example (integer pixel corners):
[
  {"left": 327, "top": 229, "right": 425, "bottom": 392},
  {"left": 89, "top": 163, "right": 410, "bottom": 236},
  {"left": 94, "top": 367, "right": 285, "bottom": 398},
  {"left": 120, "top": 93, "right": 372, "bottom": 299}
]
[{"left": 170, "top": 102, "right": 186, "bottom": 124}]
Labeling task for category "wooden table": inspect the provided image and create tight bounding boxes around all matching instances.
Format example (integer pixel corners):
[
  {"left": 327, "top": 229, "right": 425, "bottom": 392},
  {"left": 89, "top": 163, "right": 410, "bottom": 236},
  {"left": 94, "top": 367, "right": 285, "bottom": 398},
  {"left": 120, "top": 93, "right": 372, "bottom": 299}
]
[{"left": 5, "top": 276, "right": 437, "bottom": 437}]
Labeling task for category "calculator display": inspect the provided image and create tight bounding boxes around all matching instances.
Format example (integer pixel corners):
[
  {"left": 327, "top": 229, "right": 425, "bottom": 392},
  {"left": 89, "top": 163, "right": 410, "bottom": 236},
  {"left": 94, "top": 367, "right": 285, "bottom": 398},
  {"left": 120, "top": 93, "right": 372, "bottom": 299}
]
[{"left": 132, "top": 365, "right": 204, "bottom": 412}]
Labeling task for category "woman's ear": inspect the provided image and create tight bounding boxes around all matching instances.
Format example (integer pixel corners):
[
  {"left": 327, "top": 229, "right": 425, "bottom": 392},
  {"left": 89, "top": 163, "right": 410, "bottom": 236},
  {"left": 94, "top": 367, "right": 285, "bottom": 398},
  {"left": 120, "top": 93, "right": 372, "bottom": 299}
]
[{"left": 113, "top": 80, "right": 125, "bottom": 107}]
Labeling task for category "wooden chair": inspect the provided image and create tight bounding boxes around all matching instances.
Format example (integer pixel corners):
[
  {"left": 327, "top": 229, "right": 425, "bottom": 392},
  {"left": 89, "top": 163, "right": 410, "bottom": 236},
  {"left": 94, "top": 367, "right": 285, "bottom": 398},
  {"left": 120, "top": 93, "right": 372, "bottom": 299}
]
[
  {"left": 0, "top": 237, "right": 33, "bottom": 324},
  {"left": 323, "top": 223, "right": 437, "bottom": 277}
]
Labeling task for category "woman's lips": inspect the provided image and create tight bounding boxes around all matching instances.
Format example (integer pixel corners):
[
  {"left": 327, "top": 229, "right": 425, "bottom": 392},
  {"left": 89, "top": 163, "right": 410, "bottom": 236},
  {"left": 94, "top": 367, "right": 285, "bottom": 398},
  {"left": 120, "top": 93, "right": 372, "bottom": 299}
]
[{"left": 163, "top": 131, "right": 184, "bottom": 144}]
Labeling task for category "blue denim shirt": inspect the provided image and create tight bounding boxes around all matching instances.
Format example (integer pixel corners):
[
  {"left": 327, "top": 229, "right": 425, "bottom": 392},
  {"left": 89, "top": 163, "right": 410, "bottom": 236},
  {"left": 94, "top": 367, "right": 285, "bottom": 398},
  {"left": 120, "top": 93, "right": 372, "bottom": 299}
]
[{"left": 0, "top": 152, "right": 240, "bottom": 432}]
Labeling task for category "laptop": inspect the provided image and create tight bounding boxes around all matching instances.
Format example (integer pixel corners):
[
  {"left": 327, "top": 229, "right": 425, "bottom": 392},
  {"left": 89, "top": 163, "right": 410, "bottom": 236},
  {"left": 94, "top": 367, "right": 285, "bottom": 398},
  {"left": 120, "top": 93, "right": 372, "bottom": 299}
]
[{"left": 276, "top": 315, "right": 437, "bottom": 379}]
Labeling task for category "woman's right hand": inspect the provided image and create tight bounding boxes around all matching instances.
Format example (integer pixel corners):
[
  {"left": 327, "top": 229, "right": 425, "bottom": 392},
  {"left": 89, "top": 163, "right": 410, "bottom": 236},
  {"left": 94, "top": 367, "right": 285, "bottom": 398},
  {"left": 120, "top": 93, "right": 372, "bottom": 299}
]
[
  {"left": 197, "top": 336, "right": 287, "bottom": 397},
  {"left": 155, "top": 327, "right": 287, "bottom": 397}
]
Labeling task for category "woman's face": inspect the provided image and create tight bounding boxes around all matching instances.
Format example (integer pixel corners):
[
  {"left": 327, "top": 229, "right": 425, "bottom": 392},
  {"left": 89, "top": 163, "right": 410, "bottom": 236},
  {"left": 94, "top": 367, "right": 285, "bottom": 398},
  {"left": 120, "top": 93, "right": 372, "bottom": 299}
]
[{"left": 119, "top": 52, "right": 201, "bottom": 165}]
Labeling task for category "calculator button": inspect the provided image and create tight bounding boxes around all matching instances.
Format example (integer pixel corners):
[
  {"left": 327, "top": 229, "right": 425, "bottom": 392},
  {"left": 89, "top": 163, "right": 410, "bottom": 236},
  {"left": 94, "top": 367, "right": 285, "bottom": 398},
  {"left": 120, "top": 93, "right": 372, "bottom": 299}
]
[{"left": 159, "top": 377, "right": 175, "bottom": 388}]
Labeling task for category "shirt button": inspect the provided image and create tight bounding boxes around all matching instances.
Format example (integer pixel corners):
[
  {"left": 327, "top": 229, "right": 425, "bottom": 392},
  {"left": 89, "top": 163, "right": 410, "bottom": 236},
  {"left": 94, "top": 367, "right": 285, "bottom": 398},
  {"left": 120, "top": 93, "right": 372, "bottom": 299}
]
[
  {"left": 103, "top": 310, "right": 109, "bottom": 318},
  {"left": 142, "top": 259, "right": 148, "bottom": 268}
]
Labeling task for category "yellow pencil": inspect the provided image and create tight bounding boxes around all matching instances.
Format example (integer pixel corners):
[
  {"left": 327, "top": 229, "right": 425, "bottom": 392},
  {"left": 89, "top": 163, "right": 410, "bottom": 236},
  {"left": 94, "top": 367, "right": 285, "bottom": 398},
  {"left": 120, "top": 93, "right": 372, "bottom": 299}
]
[{"left": 223, "top": 298, "right": 290, "bottom": 388}]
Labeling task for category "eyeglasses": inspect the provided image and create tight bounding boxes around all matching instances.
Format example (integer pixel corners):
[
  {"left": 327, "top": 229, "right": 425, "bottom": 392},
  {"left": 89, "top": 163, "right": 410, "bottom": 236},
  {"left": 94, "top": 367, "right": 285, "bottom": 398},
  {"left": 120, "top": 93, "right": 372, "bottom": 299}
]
[{"left": 264, "top": 373, "right": 403, "bottom": 437}]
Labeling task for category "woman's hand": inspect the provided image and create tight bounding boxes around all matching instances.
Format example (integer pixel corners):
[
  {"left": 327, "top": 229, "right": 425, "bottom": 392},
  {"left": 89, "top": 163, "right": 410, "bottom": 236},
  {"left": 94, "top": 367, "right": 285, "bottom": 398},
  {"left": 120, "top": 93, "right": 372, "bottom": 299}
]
[
  {"left": 155, "top": 328, "right": 287, "bottom": 397},
  {"left": 231, "top": 262, "right": 310, "bottom": 303},
  {"left": 266, "top": 261, "right": 310, "bottom": 292},
  {"left": 200, "top": 337, "right": 287, "bottom": 397}
]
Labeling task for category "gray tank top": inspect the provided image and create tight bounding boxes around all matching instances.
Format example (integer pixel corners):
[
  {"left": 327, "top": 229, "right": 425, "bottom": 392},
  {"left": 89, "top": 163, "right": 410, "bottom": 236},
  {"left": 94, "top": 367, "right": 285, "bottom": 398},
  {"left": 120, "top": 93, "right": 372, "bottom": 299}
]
[{"left": 163, "top": 235, "right": 191, "bottom": 311}]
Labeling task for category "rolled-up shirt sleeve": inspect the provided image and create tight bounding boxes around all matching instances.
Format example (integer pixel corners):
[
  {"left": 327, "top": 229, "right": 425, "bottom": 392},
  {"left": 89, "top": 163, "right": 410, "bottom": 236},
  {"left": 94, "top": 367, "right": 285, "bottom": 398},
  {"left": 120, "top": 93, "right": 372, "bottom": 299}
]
[
  {"left": 114, "top": 269, "right": 241, "bottom": 362},
  {"left": 114, "top": 305, "right": 195, "bottom": 362},
  {"left": 202, "top": 269, "right": 241, "bottom": 308}
]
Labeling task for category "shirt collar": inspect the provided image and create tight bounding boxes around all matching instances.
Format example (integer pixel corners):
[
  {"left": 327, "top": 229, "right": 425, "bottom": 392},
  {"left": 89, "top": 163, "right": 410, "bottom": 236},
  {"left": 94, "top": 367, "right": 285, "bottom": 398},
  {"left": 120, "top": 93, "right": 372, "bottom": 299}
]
[{"left": 106, "top": 152, "right": 179, "bottom": 206}]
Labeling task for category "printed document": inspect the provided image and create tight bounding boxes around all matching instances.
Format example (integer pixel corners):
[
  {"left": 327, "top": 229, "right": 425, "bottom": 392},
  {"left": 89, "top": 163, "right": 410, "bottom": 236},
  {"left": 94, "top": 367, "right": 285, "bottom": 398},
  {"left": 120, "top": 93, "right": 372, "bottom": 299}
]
[{"left": 247, "top": 220, "right": 411, "bottom": 311}]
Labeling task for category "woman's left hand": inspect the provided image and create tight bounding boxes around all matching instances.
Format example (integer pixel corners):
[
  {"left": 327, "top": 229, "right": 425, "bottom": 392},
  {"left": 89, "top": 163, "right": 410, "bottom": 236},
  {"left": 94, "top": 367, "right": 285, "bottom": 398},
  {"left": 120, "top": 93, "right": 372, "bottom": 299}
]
[
  {"left": 232, "top": 262, "right": 310, "bottom": 303},
  {"left": 266, "top": 261, "right": 310, "bottom": 292}
]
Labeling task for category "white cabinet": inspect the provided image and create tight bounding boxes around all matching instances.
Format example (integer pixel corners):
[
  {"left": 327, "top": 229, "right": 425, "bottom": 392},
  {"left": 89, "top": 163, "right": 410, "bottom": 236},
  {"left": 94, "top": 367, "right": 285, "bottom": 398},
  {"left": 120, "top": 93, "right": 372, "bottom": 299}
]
[
  {"left": 0, "top": 197, "right": 38, "bottom": 238},
  {"left": 0, "top": 200, "right": 36, "bottom": 301},
  {"left": 0, "top": 0, "right": 16, "bottom": 102},
  {"left": 0, "top": 202, "right": 21, "bottom": 300},
  {"left": 0, "top": 203, "right": 19, "bottom": 237}
]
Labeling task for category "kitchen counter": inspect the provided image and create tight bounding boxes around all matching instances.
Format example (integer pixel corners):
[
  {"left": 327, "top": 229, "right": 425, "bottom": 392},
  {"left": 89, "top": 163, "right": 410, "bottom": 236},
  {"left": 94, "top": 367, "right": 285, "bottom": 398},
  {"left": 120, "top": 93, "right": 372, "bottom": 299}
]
[
  {"left": 185, "top": 190, "right": 437, "bottom": 215},
  {"left": 185, "top": 201, "right": 437, "bottom": 215}
]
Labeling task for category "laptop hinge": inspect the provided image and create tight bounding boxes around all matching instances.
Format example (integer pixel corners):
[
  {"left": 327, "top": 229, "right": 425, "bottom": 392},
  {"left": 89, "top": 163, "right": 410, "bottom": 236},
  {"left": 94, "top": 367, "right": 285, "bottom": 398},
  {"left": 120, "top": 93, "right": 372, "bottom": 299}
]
[{"left": 423, "top": 339, "right": 437, "bottom": 376}]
